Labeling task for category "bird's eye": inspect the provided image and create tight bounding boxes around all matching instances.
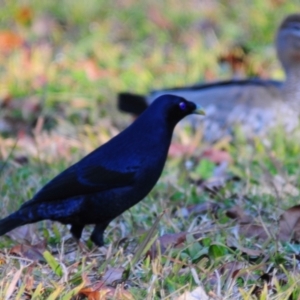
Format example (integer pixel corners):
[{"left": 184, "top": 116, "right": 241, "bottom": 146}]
[{"left": 179, "top": 102, "right": 186, "bottom": 110}]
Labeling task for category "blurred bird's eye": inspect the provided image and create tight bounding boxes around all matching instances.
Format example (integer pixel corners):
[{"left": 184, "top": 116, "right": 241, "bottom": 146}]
[{"left": 179, "top": 102, "right": 186, "bottom": 110}]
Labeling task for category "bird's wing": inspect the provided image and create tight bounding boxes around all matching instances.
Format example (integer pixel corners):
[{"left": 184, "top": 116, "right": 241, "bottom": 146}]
[
  {"left": 118, "top": 79, "right": 282, "bottom": 115},
  {"left": 22, "top": 162, "right": 137, "bottom": 206}
]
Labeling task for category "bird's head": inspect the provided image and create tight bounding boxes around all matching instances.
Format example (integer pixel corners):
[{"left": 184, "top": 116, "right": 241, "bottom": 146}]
[
  {"left": 276, "top": 14, "right": 300, "bottom": 73},
  {"left": 150, "top": 94, "right": 205, "bottom": 127}
]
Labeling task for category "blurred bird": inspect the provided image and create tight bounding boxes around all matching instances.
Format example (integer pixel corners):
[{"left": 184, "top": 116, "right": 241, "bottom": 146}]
[
  {"left": 0, "top": 95, "right": 205, "bottom": 246},
  {"left": 118, "top": 14, "right": 300, "bottom": 141}
]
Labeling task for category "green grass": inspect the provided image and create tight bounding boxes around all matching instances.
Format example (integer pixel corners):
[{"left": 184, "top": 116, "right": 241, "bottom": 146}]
[{"left": 1, "top": 1, "right": 300, "bottom": 299}]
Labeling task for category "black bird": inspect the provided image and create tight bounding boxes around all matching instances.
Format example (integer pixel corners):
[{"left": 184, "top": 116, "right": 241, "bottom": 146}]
[
  {"left": 0, "top": 95, "right": 205, "bottom": 246},
  {"left": 118, "top": 14, "right": 300, "bottom": 141}
]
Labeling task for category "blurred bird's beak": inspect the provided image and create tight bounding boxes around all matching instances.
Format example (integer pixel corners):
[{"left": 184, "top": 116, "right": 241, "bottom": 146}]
[{"left": 193, "top": 105, "right": 206, "bottom": 115}]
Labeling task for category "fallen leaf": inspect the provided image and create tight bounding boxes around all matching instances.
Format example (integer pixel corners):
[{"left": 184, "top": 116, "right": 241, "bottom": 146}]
[
  {"left": 0, "top": 255, "right": 6, "bottom": 265},
  {"left": 102, "top": 267, "right": 125, "bottom": 285},
  {"left": 226, "top": 206, "right": 253, "bottom": 224},
  {"left": 24, "top": 271, "right": 34, "bottom": 293},
  {"left": 228, "top": 204, "right": 300, "bottom": 242},
  {"left": 278, "top": 205, "right": 300, "bottom": 241},
  {"left": 218, "top": 261, "right": 248, "bottom": 279},
  {"left": 6, "top": 223, "right": 41, "bottom": 244},
  {"left": 148, "top": 232, "right": 187, "bottom": 259},
  {"left": 227, "top": 237, "right": 262, "bottom": 256},
  {"left": 226, "top": 206, "right": 269, "bottom": 239},
  {"left": 9, "top": 240, "right": 46, "bottom": 261},
  {"left": 238, "top": 224, "right": 269, "bottom": 240},
  {"left": 177, "top": 202, "right": 220, "bottom": 218},
  {"left": 79, "top": 282, "right": 133, "bottom": 300}
]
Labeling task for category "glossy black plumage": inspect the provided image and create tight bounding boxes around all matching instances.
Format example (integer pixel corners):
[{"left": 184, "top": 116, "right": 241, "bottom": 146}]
[{"left": 0, "top": 95, "right": 204, "bottom": 246}]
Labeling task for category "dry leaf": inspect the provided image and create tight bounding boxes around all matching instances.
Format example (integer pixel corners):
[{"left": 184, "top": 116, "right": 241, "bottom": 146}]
[
  {"left": 227, "top": 237, "right": 262, "bottom": 256},
  {"left": 9, "top": 240, "right": 46, "bottom": 261},
  {"left": 6, "top": 223, "right": 41, "bottom": 244},
  {"left": 178, "top": 202, "right": 220, "bottom": 218},
  {"left": 148, "top": 232, "right": 187, "bottom": 259},
  {"left": 278, "top": 205, "right": 300, "bottom": 241},
  {"left": 79, "top": 281, "right": 133, "bottom": 300},
  {"left": 102, "top": 267, "right": 125, "bottom": 285},
  {"left": 226, "top": 206, "right": 269, "bottom": 239},
  {"left": 226, "top": 206, "right": 254, "bottom": 224},
  {"left": 238, "top": 224, "right": 269, "bottom": 240}
]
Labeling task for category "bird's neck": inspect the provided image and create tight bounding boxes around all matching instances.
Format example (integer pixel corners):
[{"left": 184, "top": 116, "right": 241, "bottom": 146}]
[{"left": 281, "top": 65, "right": 300, "bottom": 105}]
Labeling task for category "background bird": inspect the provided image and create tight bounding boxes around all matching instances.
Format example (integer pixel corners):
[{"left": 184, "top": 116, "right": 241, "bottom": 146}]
[
  {"left": 0, "top": 95, "right": 205, "bottom": 246},
  {"left": 118, "top": 14, "right": 300, "bottom": 141}
]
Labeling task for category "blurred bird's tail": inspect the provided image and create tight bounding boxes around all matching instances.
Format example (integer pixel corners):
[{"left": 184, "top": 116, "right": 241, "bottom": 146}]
[
  {"left": 117, "top": 92, "right": 148, "bottom": 115},
  {"left": 0, "top": 213, "right": 26, "bottom": 236}
]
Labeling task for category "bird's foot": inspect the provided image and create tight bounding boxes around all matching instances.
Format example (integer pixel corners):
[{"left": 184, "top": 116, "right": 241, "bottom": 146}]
[{"left": 91, "top": 223, "right": 107, "bottom": 247}]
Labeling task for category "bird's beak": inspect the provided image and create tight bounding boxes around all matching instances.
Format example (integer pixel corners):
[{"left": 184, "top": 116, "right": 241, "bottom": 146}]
[{"left": 193, "top": 105, "right": 206, "bottom": 115}]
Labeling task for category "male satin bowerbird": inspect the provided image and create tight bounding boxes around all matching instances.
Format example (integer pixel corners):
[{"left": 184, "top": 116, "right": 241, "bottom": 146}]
[{"left": 0, "top": 95, "right": 205, "bottom": 246}]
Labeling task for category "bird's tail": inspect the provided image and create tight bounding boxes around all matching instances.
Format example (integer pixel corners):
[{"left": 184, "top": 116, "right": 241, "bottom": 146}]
[{"left": 0, "top": 212, "right": 26, "bottom": 236}]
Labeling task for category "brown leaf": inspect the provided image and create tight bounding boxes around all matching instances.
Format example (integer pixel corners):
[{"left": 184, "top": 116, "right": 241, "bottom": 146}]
[
  {"left": 226, "top": 206, "right": 269, "bottom": 239},
  {"left": 178, "top": 202, "right": 220, "bottom": 218},
  {"left": 148, "top": 232, "right": 187, "bottom": 259},
  {"left": 238, "top": 224, "right": 269, "bottom": 240},
  {"left": 6, "top": 224, "right": 41, "bottom": 244},
  {"left": 0, "top": 255, "right": 6, "bottom": 265},
  {"left": 25, "top": 273, "right": 34, "bottom": 293},
  {"left": 79, "top": 282, "right": 133, "bottom": 300},
  {"left": 9, "top": 240, "right": 46, "bottom": 261},
  {"left": 219, "top": 261, "right": 247, "bottom": 278},
  {"left": 226, "top": 206, "right": 253, "bottom": 224},
  {"left": 227, "top": 237, "right": 262, "bottom": 257},
  {"left": 278, "top": 205, "right": 300, "bottom": 241},
  {"left": 102, "top": 267, "right": 125, "bottom": 285}
]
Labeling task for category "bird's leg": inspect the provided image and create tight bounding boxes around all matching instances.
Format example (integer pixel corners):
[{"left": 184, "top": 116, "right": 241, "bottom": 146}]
[
  {"left": 70, "top": 224, "right": 89, "bottom": 251},
  {"left": 70, "top": 224, "right": 84, "bottom": 241},
  {"left": 90, "top": 222, "right": 109, "bottom": 247}
]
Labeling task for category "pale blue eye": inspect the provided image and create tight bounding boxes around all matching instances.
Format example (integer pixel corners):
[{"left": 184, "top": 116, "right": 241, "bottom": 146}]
[{"left": 179, "top": 102, "right": 186, "bottom": 110}]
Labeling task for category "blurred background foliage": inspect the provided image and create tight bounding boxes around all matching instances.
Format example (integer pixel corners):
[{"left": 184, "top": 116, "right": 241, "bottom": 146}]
[{"left": 0, "top": 0, "right": 299, "bottom": 132}]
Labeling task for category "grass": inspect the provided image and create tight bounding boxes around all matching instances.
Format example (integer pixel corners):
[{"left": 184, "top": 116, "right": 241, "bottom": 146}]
[{"left": 1, "top": 0, "right": 300, "bottom": 299}]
